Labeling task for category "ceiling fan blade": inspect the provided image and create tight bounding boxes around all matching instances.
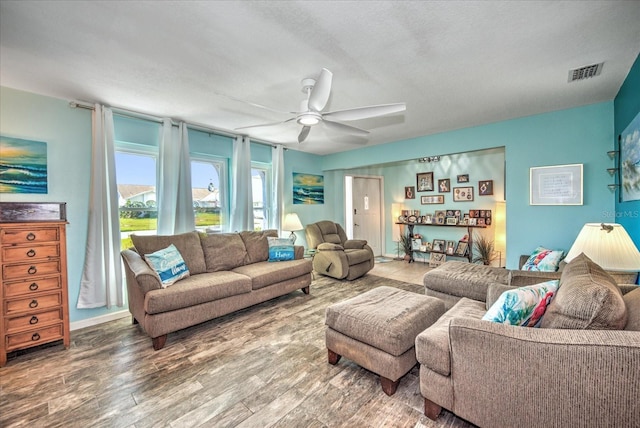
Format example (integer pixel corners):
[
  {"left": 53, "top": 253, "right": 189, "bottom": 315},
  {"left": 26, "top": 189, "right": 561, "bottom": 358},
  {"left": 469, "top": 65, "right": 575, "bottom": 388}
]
[
  {"left": 298, "top": 126, "right": 311, "bottom": 143},
  {"left": 322, "top": 119, "right": 369, "bottom": 136},
  {"left": 308, "top": 68, "right": 333, "bottom": 112},
  {"left": 235, "top": 117, "right": 295, "bottom": 131},
  {"left": 217, "top": 92, "right": 293, "bottom": 115},
  {"left": 323, "top": 103, "right": 406, "bottom": 121}
]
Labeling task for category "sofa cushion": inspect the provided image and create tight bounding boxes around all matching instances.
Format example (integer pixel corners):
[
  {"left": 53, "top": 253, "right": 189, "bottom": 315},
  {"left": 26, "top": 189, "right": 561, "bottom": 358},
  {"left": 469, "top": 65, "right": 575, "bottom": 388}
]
[
  {"left": 267, "top": 237, "right": 295, "bottom": 261},
  {"left": 240, "top": 230, "right": 278, "bottom": 265},
  {"left": 482, "top": 280, "right": 559, "bottom": 327},
  {"left": 143, "top": 244, "right": 190, "bottom": 287},
  {"left": 415, "top": 297, "right": 486, "bottom": 376},
  {"left": 540, "top": 253, "right": 627, "bottom": 330},
  {"left": 423, "top": 261, "right": 510, "bottom": 302},
  {"left": 131, "top": 231, "right": 207, "bottom": 275},
  {"left": 521, "top": 246, "right": 565, "bottom": 272},
  {"left": 232, "top": 259, "right": 312, "bottom": 290},
  {"left": 623, "top": 287, "right": 640, "bottom": 331},
  {"left": 144, "top": 271, "right": 252, "bottom": 314},
  {"left": 200, "top": 233, "right": 247, "bottom": 272}
]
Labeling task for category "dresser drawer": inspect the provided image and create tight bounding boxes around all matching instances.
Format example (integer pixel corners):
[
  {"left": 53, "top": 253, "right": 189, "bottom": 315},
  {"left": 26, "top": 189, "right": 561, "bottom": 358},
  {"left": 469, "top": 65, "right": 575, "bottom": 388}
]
[
  {"left": 5, "top": 308, "right": 63, "bottom": 333},
  {"left": 2, "top": 243, "right": 60, "bottom": 263},
  {"left": 4, "top": 276, "right": 61, "bottom": 298},
  {"left": 5, "top": 324, "right": 64, "bottom": 351},
  {"left": 4, "top": 292, "right": 62, "bottom": 316},
  {"left": 2, "top": 260, "right": 61, "bottom": 281},
  {"left": 1, "top": 227, "right": 60, "bottom": 245}
]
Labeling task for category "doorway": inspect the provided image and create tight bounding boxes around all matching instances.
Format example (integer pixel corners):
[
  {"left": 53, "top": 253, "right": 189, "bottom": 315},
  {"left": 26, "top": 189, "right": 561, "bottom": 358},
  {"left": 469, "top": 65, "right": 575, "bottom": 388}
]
[{"left": 345, "top": 175, "right": 384, "bottom": 256}]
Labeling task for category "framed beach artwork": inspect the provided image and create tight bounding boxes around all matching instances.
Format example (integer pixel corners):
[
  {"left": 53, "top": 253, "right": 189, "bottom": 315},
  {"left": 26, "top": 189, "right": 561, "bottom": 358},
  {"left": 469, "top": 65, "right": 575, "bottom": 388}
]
[
  {"left": 620, "top": 111, "right": 640, "bottom": 202},
  {"left": 0, "top": 135, "right": 48, "bottom": 194},
  {"left": 293, "top": 172, "right": 324, "bottom": 204}
]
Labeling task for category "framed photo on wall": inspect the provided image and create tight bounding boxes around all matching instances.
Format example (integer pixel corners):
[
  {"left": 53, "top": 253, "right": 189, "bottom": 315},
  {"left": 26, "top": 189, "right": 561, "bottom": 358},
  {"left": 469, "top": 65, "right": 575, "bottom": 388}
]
[
  {"left": 453, "top": 186, "right": 474, "bottom": 202},
  {"left": 478, "top": 180, "right": 493, "bottom": 196},
  {"left": 417, "top": 172, "right": 434, "bottom": 191},
  {"left": 620, "top": 111, "right": 640, "bottom": 202},
  {"left": 405, "top": 186, "right": 415, "bottom": 199},
  {"left": 421, "top": 195, "right": 444, "bottom": 204},
  {"left": 457, "top": 174, "right": 469, "bottom": 183},
  {"left": 438, "top": 179, "right": 450, "bottom": 193}
]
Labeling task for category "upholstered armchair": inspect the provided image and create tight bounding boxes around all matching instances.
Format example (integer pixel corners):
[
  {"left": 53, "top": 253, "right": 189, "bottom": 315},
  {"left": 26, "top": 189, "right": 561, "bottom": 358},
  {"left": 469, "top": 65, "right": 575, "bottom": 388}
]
[{"left": 305, "top": 220, "right": 374, "bottom": 280}]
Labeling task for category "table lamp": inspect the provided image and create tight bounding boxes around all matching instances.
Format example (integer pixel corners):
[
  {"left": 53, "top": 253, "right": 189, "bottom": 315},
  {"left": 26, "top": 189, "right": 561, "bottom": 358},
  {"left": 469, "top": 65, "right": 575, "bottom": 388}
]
[
  {"left": 282, "top": 213, "right": 303, "bottom": 244},
  {"left": 564, "top": 223, "right": 640, "bottom": 284}
]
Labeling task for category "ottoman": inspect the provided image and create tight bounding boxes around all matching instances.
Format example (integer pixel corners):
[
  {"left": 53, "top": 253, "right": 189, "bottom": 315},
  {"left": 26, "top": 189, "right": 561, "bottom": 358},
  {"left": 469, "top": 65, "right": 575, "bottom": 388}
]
[{"left": 325, "top": 286, "right": 445, "bottom": 396}]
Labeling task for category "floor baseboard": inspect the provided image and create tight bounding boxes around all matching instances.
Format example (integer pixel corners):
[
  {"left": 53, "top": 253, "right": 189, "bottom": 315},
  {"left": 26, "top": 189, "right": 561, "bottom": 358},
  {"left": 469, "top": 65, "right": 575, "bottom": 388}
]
[{"left": 70, "top": 310, "right": 130, "bottom": 331}]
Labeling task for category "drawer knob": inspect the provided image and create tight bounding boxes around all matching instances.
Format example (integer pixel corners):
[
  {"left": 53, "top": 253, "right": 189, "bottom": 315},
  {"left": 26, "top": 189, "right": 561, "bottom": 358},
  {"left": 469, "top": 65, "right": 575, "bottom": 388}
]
[
  {"left": 26, "top": 249, "right": 36, "bottom": 257},
  {"left": 26, "top": 232, "right": 36, "bottom": 241},
  {"left": 29, "top": 299, "right": 38, "bottom": 308},
  {"left": 29, "top": 282, "right": 39, "bottom": 291},
  {"left": 31, "top": 332, "right": 41, "bottom": 341},
  {"left": 30, "top": 316, "right": 39, "bottom": 325},
  {"left": 28, "top": 266, "right": 37, "bottom": 275}
]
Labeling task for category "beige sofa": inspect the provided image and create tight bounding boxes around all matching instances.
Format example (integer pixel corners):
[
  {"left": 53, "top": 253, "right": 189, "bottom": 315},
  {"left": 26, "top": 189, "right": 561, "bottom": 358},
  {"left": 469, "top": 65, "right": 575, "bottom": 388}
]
[
  {"left": 121, "top": 230, "right": 312, "bottom": 350},
  {"left": 416, "top": 253, "right": 640, "bottom": 427},
  {"left": 305, "top": 220, "right": 374, "bottom": 280}
]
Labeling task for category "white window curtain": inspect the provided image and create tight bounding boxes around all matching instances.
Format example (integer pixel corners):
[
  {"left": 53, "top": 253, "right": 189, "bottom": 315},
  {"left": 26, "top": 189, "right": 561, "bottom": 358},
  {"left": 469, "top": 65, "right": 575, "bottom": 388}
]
[
  {"left": 77, "top": 105, "right": 124, "bottom": 309},
  {"left": 230, "top": 136, "right": 254, "bottom": 231},
  {"left": 270, "top": 144, "right": 284, "bottom": 232},
  {"left": 157, "top": 120, "right": 195, "bottom": 235}
]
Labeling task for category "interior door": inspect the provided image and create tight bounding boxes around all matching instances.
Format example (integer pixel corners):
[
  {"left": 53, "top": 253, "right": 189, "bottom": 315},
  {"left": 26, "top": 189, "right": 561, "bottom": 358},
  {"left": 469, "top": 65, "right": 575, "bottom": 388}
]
[{"left": 352, "top": 177, "right": 382, "bottom": 256}]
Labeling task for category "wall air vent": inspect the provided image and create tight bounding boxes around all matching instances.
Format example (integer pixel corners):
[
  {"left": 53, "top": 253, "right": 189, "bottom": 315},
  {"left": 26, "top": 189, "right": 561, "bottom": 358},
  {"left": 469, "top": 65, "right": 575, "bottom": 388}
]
[{"left": 568, "top": 62, "right": 604, "bottom": 82}]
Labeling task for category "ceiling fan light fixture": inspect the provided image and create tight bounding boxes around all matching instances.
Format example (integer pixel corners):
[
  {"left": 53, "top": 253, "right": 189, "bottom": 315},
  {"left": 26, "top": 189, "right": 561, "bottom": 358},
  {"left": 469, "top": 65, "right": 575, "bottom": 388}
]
[{"left": 297, "top": 113, "right": 321, "bottom": 126}]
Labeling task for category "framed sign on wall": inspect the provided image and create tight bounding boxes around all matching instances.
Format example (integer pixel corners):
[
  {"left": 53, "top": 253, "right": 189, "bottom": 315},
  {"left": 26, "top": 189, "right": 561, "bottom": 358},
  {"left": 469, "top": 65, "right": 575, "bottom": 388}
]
[{"left": 530, "top": 163, "right": 583, "bottom": 205}]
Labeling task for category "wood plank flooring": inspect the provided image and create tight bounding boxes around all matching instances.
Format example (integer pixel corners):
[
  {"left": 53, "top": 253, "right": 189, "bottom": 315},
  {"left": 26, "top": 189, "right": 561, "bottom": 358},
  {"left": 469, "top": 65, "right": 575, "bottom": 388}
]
[{"left": 1, "top": 262, "right": 476, "bottom": 428}]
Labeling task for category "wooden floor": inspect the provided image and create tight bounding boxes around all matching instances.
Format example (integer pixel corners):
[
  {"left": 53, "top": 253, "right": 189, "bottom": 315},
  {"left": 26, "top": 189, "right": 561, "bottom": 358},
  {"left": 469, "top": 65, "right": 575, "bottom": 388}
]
[{"left": 1, "top": 261, "right": 476, "bottom": 428}]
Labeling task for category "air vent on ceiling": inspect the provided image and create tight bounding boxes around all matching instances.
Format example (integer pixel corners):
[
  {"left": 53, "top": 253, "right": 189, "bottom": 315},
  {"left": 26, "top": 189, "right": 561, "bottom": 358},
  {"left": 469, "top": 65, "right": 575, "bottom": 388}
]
[{"left": 568, "top": 62, "right": 604, "bottom": 82}]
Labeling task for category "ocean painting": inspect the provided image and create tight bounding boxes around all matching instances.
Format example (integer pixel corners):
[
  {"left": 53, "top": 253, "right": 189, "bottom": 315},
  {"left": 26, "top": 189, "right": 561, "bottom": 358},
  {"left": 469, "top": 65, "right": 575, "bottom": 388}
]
[
  {"left": 0, "top": 136, "right": 48, "bottom": 194},
  {"left": 621, "top": 111, "right": 640, "bottom": 202},
  {"left": 293, "top": 172, "right": 324, "bottom": 205}
]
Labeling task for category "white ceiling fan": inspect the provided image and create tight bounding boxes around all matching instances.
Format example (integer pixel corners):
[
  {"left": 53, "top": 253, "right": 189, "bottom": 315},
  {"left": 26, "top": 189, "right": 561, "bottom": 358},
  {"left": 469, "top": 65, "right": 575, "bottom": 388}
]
[{"left": 235, "top": 68, "right": 406, "bottom": 143}]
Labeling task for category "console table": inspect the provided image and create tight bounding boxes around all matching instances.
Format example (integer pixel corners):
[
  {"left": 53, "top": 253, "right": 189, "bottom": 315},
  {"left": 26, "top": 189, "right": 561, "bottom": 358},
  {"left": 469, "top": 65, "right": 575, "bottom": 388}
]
[{"left": 396, "top": 222, "right": 486, "bottom": 263}]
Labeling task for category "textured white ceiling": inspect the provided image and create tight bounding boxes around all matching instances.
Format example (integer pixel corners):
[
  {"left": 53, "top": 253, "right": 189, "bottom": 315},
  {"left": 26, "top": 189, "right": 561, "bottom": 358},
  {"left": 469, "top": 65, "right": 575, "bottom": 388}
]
[{"left": 1, "top": 1, "right": 639, "bottom": 155}]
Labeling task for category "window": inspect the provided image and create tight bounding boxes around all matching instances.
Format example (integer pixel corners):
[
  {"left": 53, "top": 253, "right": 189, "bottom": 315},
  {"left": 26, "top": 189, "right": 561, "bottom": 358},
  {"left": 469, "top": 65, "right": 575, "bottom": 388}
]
[
  {"left": 191, "top": 158, "right": 227, "bottom": 232},
  {"left": 115, "top": 151, "right": 157, "bottom": 249},
  {"left": 252, "top": 165, "right": 271, "bottom": 231}
]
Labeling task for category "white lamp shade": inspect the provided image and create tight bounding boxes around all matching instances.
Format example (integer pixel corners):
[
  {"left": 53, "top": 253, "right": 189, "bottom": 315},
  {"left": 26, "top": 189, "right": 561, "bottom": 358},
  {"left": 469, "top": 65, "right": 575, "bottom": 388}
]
[
  {"left": 565, "top": 223, "right": 640, "bottom": 272},
  {"left": 282, "top": 213, "right": 303, "bottom": 232}
]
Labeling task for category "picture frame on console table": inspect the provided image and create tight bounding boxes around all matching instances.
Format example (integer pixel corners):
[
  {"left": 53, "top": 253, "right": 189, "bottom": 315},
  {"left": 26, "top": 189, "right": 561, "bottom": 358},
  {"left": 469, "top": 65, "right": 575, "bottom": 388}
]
[
  {"left": 429, "top": 252, "right": 446, "bottom": 267},
  {"left": 530, "top": 163, "right": 583, "bottom": 205}
]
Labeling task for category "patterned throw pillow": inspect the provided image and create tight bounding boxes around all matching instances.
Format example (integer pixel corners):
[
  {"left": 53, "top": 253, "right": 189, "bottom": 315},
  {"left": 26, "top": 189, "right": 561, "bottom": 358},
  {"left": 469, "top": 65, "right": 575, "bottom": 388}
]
[
  {"left": 482, "top": 280, "right": 560, "bottom": 327},
  {"left": 267, "top": 237, "right": 295, "bottom": 262},
  {"left": 144, "top": 244, "right": 190, "bottom": 287},
  {"left": 522, "top": 246, "right": 565, "bottom": 272}
]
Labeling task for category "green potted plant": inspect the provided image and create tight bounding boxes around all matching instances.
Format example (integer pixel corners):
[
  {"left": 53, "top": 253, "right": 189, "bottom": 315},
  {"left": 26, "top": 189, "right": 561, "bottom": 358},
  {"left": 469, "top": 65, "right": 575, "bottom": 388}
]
[
  {"left": 472, "top": 233, "right": 497, "bottom": 265},
  {"left": 399, "top": 233, "right": 413, "bottom": 262}
]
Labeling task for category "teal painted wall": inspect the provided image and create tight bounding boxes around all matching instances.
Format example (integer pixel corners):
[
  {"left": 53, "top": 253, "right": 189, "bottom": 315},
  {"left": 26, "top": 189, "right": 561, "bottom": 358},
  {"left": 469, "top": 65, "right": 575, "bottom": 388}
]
[
  {"left": 614, "top": 53, "right": 640, "bottom": 250},
  {"left": 324, "top": 102, "right": 616, "bottom": 268}
]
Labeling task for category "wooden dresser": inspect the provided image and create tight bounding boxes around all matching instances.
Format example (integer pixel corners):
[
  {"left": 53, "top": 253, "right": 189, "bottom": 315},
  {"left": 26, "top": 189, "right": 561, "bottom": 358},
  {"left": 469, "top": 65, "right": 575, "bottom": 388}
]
[{"left": 0, "top": 220, "right": 70, "bottom": 367}]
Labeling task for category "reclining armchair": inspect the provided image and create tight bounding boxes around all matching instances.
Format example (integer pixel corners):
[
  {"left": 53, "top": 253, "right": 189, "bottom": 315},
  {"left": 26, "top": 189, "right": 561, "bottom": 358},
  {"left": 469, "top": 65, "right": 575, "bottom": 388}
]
[{"left": 305, "top": 220, "right": 374, "bottom": 280}]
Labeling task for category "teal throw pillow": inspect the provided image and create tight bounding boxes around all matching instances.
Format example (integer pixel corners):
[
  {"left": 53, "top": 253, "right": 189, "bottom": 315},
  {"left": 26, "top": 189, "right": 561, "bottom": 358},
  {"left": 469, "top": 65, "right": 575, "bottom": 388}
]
[
  {"left": 144, "top": 244, "right": 190, "bottom": 287},
  {"left": 522, "top": 246, "right": 565, "bottom": 272},
  {"left": 482, "top": 280, "right": 560, "bottom": 327},
  {"left": 268, "top": 237, "right": 295, "bottom": 262}
]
